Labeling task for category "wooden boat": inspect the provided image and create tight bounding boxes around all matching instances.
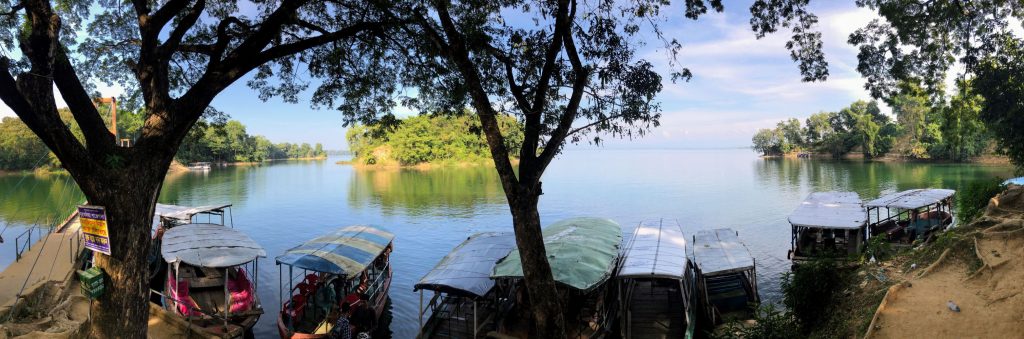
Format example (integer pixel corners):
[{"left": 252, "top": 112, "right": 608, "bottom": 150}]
[
  {"left": 275, "top": 225, "right": 394, "bottom": 338},
  {"left": 866, "top": 189, "right": 956, "bottom": 246},
  {"left": 189, "top": 162, "right": 213, "bottom": 171},
  {"left": 159, "top": 223, "right": 267, "bottom": 338},
  {"left": 415, "top": 232, "right": 517, "bottom": 338},
  {"left": 787, "top": 192, "right": 868, "bottom": 262},
  {"left": 490, "top": 217, "right": 622, "bottom": 338},
  {"left": 616, "top": 219, "right": 696, "bottom": 339},
  {"left": 149, "top": 204, "right": 235, "bottom": 281},
  {"left": 691, "top": 228, "right": 759, "bottom": 326}
]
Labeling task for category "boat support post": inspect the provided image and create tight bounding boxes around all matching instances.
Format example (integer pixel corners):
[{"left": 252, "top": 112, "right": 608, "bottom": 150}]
[
  {"left": 224, "top": 267, "right": 229, "bottom": 333},
  {"left": 473, "top": 300, "right": 477, "bottom": 338},
  {"left": 418, "top": 290, "right": 423, "bottom": 338}
]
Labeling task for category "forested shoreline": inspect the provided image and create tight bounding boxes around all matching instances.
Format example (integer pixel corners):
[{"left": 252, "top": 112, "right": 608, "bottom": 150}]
[
  {"left": 0, "top": 108, "right": 326, "bottom": 172},
  {"left": 753, "top": 81, "right": 994, "bottom": 162},
  {"left": 346, "top": 114, "right": 524, "bottom": 166}
]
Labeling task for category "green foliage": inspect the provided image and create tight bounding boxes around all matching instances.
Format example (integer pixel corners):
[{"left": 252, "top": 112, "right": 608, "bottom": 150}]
[
  {"left": 865, "top": 234, "right": 893, "bottom": 261},
  {"left": 782, "top": 259, "right": 848, "bottom": 333},
  {"left": 346, "top": 114, "right": 524, "bottom": 166},
  {"left": 974, "top": 37, "right": 1024, "bottom": 173},
  {"left": 0, "top": 117, "right": 50, "bottom": 171},
  {"left": 175, "top": 119, "right": 326, "bottom": 164},
  {"left": 958, "top": 176, "right": 1006, "bottom": 223},
  {"left": 712, "top": 304, "right": 801, "bottom": 339}
]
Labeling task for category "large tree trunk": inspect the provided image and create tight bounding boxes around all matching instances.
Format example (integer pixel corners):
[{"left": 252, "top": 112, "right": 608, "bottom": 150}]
[
  {"left": 507, "top": 185, "right": 567, "bottom": 338},
  {"left": 76, "top": 154, "right": 171, "bottom": 338}
]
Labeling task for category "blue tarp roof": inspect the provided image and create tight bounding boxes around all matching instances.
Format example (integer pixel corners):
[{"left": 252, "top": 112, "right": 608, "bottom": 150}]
[{"left": 275, "top": 225, "right": 394, "bottom": 279}]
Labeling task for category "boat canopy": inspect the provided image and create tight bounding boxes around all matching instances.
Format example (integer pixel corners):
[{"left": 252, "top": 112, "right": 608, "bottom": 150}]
[
  {"left": 155, "top": 203, "right": 232, "bottom": 223},
  {"left": 1005, "top": 177, "right": 1024, "bottom": 186},
  {"left": 275, "top": 225, "right": 394, "bottom": 279},
  {"left": 161, "top": 223, "right": 266, "bottom": 268},
  {"left": 788, "top": 192, "right": 867, "bottom": 230},
  {"left": 415, "top": 232, "right": 517, "bottom": 299},
  {"left": 618, "top": 219, "right": 689, "bottom": 280},
  {"left": 692, "top": 229, "right": 754, "bottom": 276},
  {"left": 865, "top": 189, "right": 956, "bottom": 210},
  {"left": 492, "top": 217, "right": 622, "bottom": 292}
]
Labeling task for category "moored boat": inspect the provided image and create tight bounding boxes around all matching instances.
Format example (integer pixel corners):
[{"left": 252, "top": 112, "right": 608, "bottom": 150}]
[
  {"left": 158, "top": 223, "right": 267, "bottom": 338},
  {"left": 275, "top": 225, "right": 394, "bottom": 338},
  {"left": 415, "top": 232, "right": 517, "bottom": 338},
  {"left": 866, "top": 189, "right": 956, "bottom": 246},
  {"left": 189, "top": 162, "right": 213, "bottom": 171},
  {"left": 787, "top": 192, "right": 868, "bottom": 262},
  {"left": 691, "top": 228, "right": 759, "bottom": 326},
  {"left": 616, "top": 219, "right": 696, "bottom": 339},
  {"left": 490, "top": 217, "right": 622, "bottom": 338}
]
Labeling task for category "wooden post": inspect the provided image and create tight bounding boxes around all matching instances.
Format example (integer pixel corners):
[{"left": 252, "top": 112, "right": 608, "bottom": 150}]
[
  {"left": 473, "top": 300, "right": 477, "bottom": 338},
  {"left": 224, "top": 267, "right": 229, "bottom": 333},
  {"left": 418, "top": 290, "right": 423, "bottom": 339}
]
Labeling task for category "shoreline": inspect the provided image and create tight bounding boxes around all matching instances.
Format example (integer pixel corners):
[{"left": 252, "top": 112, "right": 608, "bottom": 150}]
[
  {"left": 759, "top": 152, "right": 1011, "bottom": 165},
  {"left": 338, "top": 157, "right": 518, "bottom": 170}
]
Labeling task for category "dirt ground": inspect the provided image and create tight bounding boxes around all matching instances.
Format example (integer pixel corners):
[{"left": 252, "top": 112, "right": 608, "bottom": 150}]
[{"left": 865, "top": 187, "right": 1024, "bottom": 338}]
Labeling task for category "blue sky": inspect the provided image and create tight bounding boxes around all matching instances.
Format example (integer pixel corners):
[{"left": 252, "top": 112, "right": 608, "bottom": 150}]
[{"left": 1, "top": 1, "right": 884, "bottom": 150}]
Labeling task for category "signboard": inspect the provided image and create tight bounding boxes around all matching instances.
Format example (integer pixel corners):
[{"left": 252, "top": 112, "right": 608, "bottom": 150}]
[{"left": 78, "top": 205, "right": 111, "bottom": 255}]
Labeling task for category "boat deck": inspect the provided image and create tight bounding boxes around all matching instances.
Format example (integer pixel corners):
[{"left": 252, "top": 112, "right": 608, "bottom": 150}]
[
  {"left": 424, "top": 297, "right": 494, "bottom": 339},
  {"left": 626, "top": 280, "right": 686, "bottom": 339}
]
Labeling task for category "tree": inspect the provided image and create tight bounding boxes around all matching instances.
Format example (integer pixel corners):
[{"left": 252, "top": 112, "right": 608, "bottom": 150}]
[
  {"left": 851, "top": 0, "right": 1023, "bottom": 167},
  {"left": 776, "top": 118, "right": 805, "bottom": 153},
  {"left": 974, "top": 37, "right": 1024, "bottom": 172},
  {"left": 0, "top": 1, "right": 396, "bottom": 336},
  {"left": 752, "top": 128, "right": 781, "bottom": 156},
  {"left": 805, "top": 111, "right": 833, "bottom": 145},
  {"left": 854, "top": 110, "right": 880, "bottom": 158},
  {"left": 315, "top": 0, "right": 829, "bottom": 336}
]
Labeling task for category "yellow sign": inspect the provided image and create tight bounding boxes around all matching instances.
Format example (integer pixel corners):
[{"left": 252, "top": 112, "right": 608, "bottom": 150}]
[{"left": 78, "top": 205, "right": 111, "bottom": 255}]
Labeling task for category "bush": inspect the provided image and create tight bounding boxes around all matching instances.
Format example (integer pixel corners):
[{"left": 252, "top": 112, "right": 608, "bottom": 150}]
[
  {"left": 781, "top": 259, "right": 848, "bottom": 333},
  {"left": 959, "top": 176, "right": 1005, "bottom": 223},
  {"left": 712, "top": 304, "right": 801, "bottom": 339}
]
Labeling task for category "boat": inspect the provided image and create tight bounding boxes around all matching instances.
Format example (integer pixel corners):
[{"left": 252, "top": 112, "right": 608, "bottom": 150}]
[
  {"left": 149, "top": 204, "right": 236, "bottom": 280},
  {"left": 159, "top": 223, "right": 267, "bottom": 338},
  {"left": 415, "top": 232, "right": 517, "bottom": 338},
  {"left": 490, "top": 217, "right": 622, "bottom": 338},
  {"left": 691, "top": 228, "right": 759, "bottom": 326},
  {"left": 275, "top": 225, "right": 394, "bottom": 338},
  {"left": 189, "top": 162, "right": 213, "bottom": 171},
  {"left": 616, "top": 219, "right": 696, "bottom": 339},
  {"left": 866, "top": 189, "right": 956, "bottom": 245},
  {"left": 787, "top": 192, "right": 868, "bottom": 262}
]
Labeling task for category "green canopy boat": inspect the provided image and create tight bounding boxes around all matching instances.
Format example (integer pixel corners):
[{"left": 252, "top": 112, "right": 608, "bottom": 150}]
[{"left": 491, "top": 217, "right": 622, "bottom": 338}]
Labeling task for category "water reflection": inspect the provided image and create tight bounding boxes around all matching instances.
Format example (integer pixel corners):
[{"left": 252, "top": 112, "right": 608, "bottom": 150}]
[
  {"left": 347, "top": 166, "right": 507, "bottom": 216},
  {"left": 0, "top": 172, "right": 84, "bottom": 225}
]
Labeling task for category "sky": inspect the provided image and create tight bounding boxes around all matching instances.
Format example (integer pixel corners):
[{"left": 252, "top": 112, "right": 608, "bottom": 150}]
[{"left": 1, "top": 1, "right": 888, "bottom": 150}]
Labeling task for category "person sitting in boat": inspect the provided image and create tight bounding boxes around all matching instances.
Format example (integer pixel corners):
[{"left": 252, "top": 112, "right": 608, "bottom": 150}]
[
  {"left": 328, "top": 302, "right": 352, "bottom": 339},
  {"left": 350, "top": 293, "right": 375, "bottom": 337}
]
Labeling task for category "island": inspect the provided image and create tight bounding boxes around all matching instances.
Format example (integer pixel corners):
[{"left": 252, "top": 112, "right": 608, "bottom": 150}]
[{"left": 344, "top": 114, "right": 523, "bottom": 167}]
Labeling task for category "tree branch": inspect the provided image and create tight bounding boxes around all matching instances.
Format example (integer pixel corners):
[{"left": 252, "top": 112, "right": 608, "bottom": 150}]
[
  {"left": 52, "top": 49, "right": 116, "bottom": 151},
  {"left": 537, "top": 3, "right": 586, "bottom": 172},
  {"left": 432, "top": 1, "right": 519, "bottom": 188},
  {"left": 159, "top": 0, "right": 206, "bottom": 58}
]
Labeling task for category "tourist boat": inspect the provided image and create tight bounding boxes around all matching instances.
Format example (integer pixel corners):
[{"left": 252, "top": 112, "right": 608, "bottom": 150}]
[
  {"left": 275, "top": 225, "right": 394, "bottom": 338},
  {"left": 188, "top": 162, "right": 213, "bottom": 171},
  {"left": 415, "top": 232, "right": 517, "bottom": 338},
  {"left": 616, "top": 219, "right": 696, "bottom": 339},
  {"left": 490, "top": 217, "right": 622, "bottom": 338},
  {"left": 866, "top": 189, "right": 956, "bottom": 245},
  {"left": 149, "top": 204, "right": 236, "bottom": 280},
  {"left": 158, "top": 223, "right": 267, "bottom": 338},
  {"left": 787, "top": 192, "right": 868, "bottom": 262},
  {"left": 691, "top": 228, "right": 759, "bottom": 325}
]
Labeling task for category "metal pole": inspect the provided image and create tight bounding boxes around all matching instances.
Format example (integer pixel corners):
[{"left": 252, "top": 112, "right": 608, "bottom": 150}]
[
  {"left": 418, "top": 290, "right": 423, "bottom": 338},
  {"left": 473, "top": 300, "right": 478, "bottom": 338},
  {"left": 224, "top": 267, "right": 229, "bottom": 333}
]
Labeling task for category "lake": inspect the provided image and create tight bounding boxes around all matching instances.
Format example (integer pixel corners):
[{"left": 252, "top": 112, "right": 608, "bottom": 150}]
[{"left": 0, "top": 148, "right": 1015, "bottom": 338}]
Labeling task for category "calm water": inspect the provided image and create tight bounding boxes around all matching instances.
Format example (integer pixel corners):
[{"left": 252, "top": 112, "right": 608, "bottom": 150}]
[{"left": 0, "top": 149, "right": 1015, "bottom": 338}]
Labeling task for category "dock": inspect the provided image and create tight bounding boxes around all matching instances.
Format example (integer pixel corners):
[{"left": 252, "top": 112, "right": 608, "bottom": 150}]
[{"left": 0, "top": 213, "right": 83, "bottom": 311}]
